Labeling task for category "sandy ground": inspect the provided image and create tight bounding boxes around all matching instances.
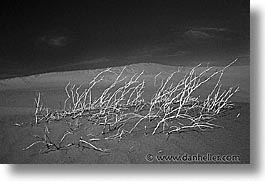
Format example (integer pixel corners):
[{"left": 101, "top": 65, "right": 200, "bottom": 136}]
[{"left": 0, "top": 63, "right": 249, "bottom": 163}]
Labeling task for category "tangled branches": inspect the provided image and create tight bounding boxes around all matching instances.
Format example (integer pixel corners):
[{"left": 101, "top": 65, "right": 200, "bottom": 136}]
[{"left": 25, "top": 59, "right": 239, "bottom": 154}]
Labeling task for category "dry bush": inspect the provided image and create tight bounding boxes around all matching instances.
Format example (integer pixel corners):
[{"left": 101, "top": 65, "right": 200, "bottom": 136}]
[{"left": 24, "top": 59, "right": 239, "bottom": 154}]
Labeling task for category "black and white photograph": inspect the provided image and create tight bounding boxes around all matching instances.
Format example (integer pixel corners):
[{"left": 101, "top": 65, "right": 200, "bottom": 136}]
[{"left": 0, "top": 0, "right": 250, "bottom": 165}]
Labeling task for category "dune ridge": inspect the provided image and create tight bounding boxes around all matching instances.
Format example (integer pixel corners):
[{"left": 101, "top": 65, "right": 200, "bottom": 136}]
[{"left": 0, "top": 63, "right": 249, "bottom": 91}]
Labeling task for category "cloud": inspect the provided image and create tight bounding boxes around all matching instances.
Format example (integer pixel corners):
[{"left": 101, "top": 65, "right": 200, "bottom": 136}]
[
  {"left": 183, "top": 27, "right": 231, "bottom": 40},
  {"left": 40, "top": 35, "right": 69, "bottom": 47},
  {"left": 193, "top": 27, "right": 229, "bottom": 32},
  {"left": 184, "top": 30, "right": 213, "bottom": 39}
]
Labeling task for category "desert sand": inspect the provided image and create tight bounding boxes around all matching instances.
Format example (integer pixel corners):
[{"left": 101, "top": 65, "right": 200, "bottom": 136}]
[{"left": 0, "top": 63, "right": 249, "bottom": 163}]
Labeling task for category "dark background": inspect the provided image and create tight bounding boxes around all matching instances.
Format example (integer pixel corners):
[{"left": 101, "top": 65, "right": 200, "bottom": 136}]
[{"left": 0, "top": 0, "right": 249, "bottom": 78}]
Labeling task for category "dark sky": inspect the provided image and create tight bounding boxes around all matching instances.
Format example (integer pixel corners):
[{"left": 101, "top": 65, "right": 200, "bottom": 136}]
[{"left": 0, "top": 0, "right": 249, "bottom": 78}]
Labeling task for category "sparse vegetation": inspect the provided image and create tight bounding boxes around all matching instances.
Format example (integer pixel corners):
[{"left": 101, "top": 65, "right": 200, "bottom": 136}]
[{"left": 24, "top": 59, "right": 239, "bottom": 154}]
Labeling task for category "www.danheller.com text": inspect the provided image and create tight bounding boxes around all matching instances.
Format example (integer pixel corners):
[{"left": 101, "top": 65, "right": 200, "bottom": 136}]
[{"left": 145, "top": 153, "right": 240, "bottom": 163}]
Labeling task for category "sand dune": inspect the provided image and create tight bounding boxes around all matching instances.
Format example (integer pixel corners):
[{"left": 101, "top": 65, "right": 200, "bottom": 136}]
[
  {"left": 0, "top": 63, "right": 249, "bottom": 101},
  {"left": 0, "top": 63, "right": 249, "bottom": 163}
]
